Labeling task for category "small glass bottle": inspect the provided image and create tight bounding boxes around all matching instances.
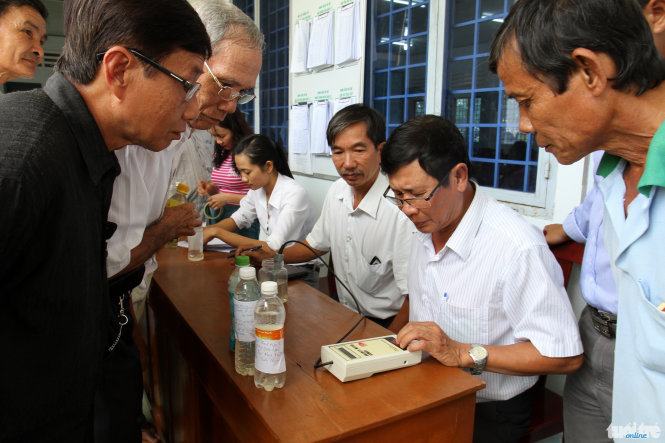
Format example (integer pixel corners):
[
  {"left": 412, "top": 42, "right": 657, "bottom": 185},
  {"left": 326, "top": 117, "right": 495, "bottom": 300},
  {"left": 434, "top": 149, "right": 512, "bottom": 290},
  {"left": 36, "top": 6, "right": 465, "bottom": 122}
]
[
  {"left": 254, "top": 281, "right": 286, "bottom": 391},
  {"left": 258, "top": 253, "right": 288, "bottom": 303},
  {"left": 163, "top": 182, "right": 190, "bottom": 249}
]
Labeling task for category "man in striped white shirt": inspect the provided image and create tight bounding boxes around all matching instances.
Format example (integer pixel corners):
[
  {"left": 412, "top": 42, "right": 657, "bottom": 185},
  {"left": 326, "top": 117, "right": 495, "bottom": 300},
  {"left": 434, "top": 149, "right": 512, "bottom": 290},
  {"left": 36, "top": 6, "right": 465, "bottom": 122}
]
[{"left": 383, "top": 115, "right": 583, "bottom": 443}]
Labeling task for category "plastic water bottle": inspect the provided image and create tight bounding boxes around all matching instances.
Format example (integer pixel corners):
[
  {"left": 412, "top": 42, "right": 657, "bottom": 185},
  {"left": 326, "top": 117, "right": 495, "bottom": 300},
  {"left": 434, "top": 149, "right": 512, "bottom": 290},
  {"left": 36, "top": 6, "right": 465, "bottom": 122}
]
[
  {"left": 258, "top": 253, "right": 288, "bottom": 303},
  {"left": 234, "top": 266, "right": 259, "bottom": 376},
  {"left": 254, "top": 281, "right": 286, "bottom": 391},
  {"left": 228, "top": 255, "right": 250, "bottom": 351},
  {"left": 163, "top": 182, "right": 190, "bottom": 248}
]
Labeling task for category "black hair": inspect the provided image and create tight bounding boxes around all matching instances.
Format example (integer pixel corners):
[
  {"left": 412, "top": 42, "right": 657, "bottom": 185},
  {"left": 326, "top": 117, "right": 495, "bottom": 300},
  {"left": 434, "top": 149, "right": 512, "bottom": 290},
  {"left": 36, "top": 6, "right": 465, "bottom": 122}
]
[
  {"left": 57, "top": 0, "right": 211, "bottom": 84},
  {"left": 0, "top": 0, "right": 47, "bottom": 19},
  {"left": 637, "top": 0, "right": 650, "bottom": 7},
  {"left": 326, "top": 103, "right": 386, "bottom": 148},
  {"left": 233, "top": 134, "right": 293, "bottom": 179},
  {"left": 489, "top": 0, "right": 665, "bottom": 96},
  {"left": 212, "top": 110, "right": 253, "bottom": 168},
  {"left": 382, "top": 115, "right": 472, "bottom": 185}
]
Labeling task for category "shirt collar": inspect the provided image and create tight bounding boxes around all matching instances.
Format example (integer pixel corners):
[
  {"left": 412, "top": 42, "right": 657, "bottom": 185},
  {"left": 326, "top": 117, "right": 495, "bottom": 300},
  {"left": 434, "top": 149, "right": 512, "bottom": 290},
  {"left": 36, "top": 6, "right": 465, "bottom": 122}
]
[
  {"left": 267, "top": 173, "right": 287, "bottom": 209},
  {"left": 414, "top": 182, "right": 485, "bottom": 261},
  {"left": 596, "top": 119, "right": 665, "bottom": 196},
  {"left": 335, "top": 171, "right": 388, "bottom": 218},
  {"left": 43, "top": 72, "right": 119, "bottom": 185}
]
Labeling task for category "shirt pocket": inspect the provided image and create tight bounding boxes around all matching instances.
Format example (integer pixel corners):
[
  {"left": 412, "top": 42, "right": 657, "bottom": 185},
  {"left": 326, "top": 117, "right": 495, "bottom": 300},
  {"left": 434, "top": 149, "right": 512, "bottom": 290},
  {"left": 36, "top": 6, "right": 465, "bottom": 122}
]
[
  {"left": 441, "top": 303, "right": 489, "bottom": 346},
  {"left": 355, "top": 257, "right": 390, "bottom": 295},
  {"left": 632, "top": 280, "right": 665, "bottom": 372}
]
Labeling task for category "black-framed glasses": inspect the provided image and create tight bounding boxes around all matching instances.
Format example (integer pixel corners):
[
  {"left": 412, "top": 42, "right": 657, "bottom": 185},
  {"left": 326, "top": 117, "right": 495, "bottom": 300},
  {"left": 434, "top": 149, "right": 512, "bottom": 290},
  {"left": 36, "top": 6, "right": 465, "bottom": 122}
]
[
  {"left": 96, "top": 48, "right": 201, "bottom": 101},
  {"left": 204, "top": 61, "right": 256, "bottom": 105},
  {"left": 383, "top": 177, "right": 446, "bottom": 209}
]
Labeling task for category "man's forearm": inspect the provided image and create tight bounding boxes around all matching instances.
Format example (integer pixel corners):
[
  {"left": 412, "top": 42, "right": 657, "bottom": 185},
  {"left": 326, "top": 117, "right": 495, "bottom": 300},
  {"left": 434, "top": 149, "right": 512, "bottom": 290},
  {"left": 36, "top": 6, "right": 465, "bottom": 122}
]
[{"left": 282, "top": 241, "right": 326, "bottom": 263}]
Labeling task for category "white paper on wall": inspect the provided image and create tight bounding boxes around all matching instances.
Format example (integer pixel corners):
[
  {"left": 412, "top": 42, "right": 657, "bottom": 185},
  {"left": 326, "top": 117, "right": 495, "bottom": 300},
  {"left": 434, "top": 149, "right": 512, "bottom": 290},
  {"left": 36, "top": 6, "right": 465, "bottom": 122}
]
[
  {"left": 334, "top": 1, "right": 361, "bottom": 66},
  {"left": 307, "top": 11, "right": 334, "bottom": 72},
  {"left": 288, "top": 104, "right": 310, "bottom": 154},
  {"left": 291, "top": 20, "right": 310, "bottom": 74},
  {"left": 310, "top": 100, "right": 332, "bottom": 155}
]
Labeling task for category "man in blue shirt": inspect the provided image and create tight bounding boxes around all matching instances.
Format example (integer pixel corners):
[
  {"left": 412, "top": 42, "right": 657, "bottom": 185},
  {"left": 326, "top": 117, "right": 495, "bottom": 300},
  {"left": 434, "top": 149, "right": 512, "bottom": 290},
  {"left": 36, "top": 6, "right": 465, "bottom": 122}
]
[
  {"left": 491, "top": 0, "right": 665, "bottom": 439},
  {"left": 542, "top": 2, "right": 665, "bottom": 440}
]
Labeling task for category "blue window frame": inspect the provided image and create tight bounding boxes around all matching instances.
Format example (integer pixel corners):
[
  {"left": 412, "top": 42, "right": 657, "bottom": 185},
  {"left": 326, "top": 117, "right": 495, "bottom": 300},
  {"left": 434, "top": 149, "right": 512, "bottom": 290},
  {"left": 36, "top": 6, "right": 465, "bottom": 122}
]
[
  {"left": 259, "top": 2, "right": 289, "bottom": 148},
  {"left": 366, "top": 0, "right": 430, "bottom": 139},
  {"left": 443, "top": 0, "right": 537, "bottom": 193},
  {"left": 235, "top": 0, "right": 256, "bottom": 130}
]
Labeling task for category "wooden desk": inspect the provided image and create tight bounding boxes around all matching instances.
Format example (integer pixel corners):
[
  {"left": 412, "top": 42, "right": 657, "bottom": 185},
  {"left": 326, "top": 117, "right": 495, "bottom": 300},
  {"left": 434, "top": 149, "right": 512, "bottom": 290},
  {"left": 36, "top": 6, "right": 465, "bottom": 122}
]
[{"left": 146, "top": 248, "right": 484, "bottom": 442}]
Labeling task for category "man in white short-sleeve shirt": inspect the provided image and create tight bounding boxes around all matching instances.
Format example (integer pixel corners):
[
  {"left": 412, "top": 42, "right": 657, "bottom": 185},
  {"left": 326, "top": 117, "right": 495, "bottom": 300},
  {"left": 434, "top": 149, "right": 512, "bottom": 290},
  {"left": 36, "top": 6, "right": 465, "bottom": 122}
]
[
  {"left": 383, "top": 115, "right": 583, "bottom": 443},
  {"left": 245, "top": 104, "right": 412, "bottom": 331}
]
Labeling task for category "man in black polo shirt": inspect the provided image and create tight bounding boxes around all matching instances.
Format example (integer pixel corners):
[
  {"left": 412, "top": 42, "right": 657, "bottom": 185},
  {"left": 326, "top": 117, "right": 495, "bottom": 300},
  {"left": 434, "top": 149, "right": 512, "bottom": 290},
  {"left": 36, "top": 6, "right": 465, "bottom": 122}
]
[{"left": 0, "top": 0, "right": 211, "bottom": 441}]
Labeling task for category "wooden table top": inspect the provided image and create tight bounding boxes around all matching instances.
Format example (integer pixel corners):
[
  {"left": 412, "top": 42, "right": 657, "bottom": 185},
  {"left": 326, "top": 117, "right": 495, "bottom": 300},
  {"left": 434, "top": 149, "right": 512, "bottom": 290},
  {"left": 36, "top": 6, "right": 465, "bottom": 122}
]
[{"left": 152, "top": 247, "right": 485, "bottom": 442}]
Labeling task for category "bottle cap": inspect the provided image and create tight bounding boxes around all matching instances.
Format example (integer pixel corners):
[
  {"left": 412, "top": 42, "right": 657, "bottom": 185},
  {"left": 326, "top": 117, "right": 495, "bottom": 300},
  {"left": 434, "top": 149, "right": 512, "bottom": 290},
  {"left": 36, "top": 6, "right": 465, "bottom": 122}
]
[
  {"left": 176, "top": 182, "right": 190, "bottom": 194},
  {"left": 239, "top": 266, "right": 255, "bottom": 279},
  {"left": 235, "top": 255, "right": 250, "bottom": 266},
  {"left": 261, "top": 281, "right": 278, "bottom": 295}
]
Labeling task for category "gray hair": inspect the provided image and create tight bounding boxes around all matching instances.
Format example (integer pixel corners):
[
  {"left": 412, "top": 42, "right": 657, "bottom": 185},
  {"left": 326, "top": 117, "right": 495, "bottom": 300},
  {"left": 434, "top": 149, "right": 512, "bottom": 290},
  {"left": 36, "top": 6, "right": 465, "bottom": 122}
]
[{"left": 189, "top": 0, "right": 265, "bottom": 52}]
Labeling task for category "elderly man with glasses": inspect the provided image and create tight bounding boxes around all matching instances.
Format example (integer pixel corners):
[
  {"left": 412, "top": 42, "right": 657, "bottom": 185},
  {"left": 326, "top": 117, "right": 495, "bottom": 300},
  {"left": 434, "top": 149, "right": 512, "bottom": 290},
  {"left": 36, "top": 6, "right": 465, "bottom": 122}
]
[
  {"left": 381, "top": 115, "right": 583, "bottom": 443},
  {"left": 102, "top": 1, "right": 263, "bottom": 441},
  {"left": 0, "top": 0, "right": 211, "bottom": 441}
]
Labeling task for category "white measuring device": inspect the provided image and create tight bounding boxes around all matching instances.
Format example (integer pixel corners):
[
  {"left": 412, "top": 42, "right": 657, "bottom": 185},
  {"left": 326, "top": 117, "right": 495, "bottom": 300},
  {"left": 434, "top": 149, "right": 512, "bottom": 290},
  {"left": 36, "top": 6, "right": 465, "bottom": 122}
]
[{"left": 320, "top": 335, "right": 422, "bottom": 382}]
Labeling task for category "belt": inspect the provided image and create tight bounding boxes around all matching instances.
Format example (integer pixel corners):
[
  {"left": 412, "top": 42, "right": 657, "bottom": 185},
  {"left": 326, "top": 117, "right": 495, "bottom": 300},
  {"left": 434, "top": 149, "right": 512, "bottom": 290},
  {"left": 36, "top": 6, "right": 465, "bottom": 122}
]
[{"left": 588, "top": 305, "right": 617, "bottom": 339}]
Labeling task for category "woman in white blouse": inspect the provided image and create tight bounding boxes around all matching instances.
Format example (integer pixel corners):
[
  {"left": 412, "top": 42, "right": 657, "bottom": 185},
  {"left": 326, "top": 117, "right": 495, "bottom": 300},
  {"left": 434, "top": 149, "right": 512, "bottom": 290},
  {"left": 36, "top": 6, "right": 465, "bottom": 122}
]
[{"left": 202, "top": 134, "right": 317, "bottom": 252}]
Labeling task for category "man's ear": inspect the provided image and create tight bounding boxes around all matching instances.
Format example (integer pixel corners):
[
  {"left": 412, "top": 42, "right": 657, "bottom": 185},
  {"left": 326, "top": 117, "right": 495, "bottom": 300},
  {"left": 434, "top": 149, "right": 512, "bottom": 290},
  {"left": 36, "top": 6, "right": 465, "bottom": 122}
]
[
  {"left": 644, "top": 0, "right": 665, "bottom": 35},
  {"left": 377, "top": 141, "right": 386, "bottom": 153},
  {"left": 571, "top": 47, "right": 612, "bottom": 97},
  {"left": 451, "top": 163, "right": 469, "bottom": 191},
  {"left": 100, "top": 46, "right": 134, "bottom": 101}
]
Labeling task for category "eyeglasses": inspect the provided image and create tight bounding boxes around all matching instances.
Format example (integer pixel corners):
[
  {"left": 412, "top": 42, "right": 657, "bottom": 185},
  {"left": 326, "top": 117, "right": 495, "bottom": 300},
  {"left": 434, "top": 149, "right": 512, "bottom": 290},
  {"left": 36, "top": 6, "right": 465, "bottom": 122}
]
[
  {"left": 204, "top": 61, "right": 256, "bottom": 105},
  {"left": 96, "top": 48, "right": 201, "bottom": 101},
  {"left": 383, "top": 177, "right": 446, "bottom": 209}
]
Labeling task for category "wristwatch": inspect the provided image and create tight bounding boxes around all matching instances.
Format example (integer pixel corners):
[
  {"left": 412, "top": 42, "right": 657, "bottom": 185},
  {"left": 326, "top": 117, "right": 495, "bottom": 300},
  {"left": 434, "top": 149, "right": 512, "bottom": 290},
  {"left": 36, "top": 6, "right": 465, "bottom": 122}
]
[{"left": 469, "top": 344, "right": 488, "bottom": 375}]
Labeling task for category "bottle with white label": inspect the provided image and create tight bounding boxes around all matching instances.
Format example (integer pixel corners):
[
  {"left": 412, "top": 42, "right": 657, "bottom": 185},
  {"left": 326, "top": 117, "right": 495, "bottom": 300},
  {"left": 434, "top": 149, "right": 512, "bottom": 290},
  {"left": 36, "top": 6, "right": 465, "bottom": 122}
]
[
  {"left": 234, "top": 266, "right": 259, "bottom": 376},
  {"left": 254, "top": 281, "right": 286, "bottom": 391}
]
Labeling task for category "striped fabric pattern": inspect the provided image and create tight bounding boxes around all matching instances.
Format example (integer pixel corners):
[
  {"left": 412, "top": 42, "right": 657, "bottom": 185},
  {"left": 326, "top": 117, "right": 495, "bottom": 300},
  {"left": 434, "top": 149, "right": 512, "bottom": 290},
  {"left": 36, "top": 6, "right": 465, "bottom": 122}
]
[
  {"left": 210, "top": 155, "right": 250, "bottom": 198},
  {"left": 409, "top": 187, "right": 582, "bottom": 402}
]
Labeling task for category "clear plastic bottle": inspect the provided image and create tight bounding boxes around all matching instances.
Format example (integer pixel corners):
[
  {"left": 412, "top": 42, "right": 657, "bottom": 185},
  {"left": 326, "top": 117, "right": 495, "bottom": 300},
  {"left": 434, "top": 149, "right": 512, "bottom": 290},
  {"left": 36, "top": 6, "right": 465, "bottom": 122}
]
[
  {"left": 254, "top": 281, "right": 286, "bottom": 391},
  {"left": 228, "top": 255, "right": 251, "bottom": 351},
  {"left": 258, "top": 253, "right": 288, "bottom": 303},
  {"left": 234, "top": 266, "right": 259, "bottom": 376},
  {"left": 163, "top": 182, "right": 190, "bottom": 249}
]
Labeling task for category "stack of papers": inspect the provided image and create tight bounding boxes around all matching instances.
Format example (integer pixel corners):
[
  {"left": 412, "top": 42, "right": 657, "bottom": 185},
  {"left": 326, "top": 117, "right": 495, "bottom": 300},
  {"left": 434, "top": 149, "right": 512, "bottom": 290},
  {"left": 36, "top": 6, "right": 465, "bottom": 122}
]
[
  {"left": 334, "top": 1, "right": 362, "bottom": 66},
  {"left": 291, "top": 20, "right": 310, "bottom": 74},
  {"left": 310, "top": 101, "right": 332, "bottom": 154},
  {"left": 307, "top": 11, "right": 334, "bottom": 72}
]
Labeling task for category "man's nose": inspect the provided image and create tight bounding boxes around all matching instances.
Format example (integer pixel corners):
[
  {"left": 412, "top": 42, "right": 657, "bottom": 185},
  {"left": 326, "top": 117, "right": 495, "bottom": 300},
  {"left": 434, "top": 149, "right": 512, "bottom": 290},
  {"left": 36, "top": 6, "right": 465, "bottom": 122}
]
[
  {"left": 518, "top": 111, "right": 534, "bottom": 134},
  {"left": 218, "top": 98, "right": 238, "bottom": 115},
  {"left": 183, "top": 96, "right": 199, "bottom": 121},
  {"left": 33, "top": 43, "right": 44, "bottom": 62},
  {"left": 342, "top": 152, "right": 356, "bottom": 169}
]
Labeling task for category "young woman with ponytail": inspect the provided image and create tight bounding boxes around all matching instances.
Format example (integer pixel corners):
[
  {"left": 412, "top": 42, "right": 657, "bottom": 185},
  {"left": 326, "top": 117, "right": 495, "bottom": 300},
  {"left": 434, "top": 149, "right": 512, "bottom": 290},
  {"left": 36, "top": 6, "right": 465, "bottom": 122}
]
[{"left": 202, "top": 134, "right": 317, "bottom": 251}]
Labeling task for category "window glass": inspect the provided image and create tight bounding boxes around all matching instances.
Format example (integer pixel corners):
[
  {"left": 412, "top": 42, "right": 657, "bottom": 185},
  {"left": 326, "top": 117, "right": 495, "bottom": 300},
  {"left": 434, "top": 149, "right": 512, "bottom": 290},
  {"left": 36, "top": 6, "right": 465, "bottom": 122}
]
[
  {"left": 444, "top": 1, "right": 538, "bottom": 193},
  {"left": 367, "top": 1, "right": 430, "bottom": 138},
  {"left": 259, "top": 1, "right": 289, "bottom": 147}
]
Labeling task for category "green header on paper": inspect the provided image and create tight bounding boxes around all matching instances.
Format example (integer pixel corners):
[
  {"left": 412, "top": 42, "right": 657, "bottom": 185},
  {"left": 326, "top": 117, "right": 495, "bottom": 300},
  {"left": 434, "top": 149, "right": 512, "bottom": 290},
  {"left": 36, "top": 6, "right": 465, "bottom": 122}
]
[
  {"left": 315, "top": 90, "right": 332, "bottom": 101},
  {"left": 340, "top": 0, "right": 354, "bottom": 6},
  {"left": 297, "top": 11, "right": 311, "bottom": 22},
  {"left": 294, "top": 92, "right": 310, "bottom": 104},
  {"left": 318, "top": 2, "right": 332, "bottom": 14},
  {"left": 339, "top": 87, "right": 354, "bottom": 98}
]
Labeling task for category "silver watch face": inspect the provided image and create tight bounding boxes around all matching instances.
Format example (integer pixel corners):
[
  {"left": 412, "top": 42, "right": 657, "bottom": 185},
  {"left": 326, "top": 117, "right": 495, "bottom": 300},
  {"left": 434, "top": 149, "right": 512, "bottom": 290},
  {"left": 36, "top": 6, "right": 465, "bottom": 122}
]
[{"left": 470, "top": 345, "right": 488, "bottom": 360}]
